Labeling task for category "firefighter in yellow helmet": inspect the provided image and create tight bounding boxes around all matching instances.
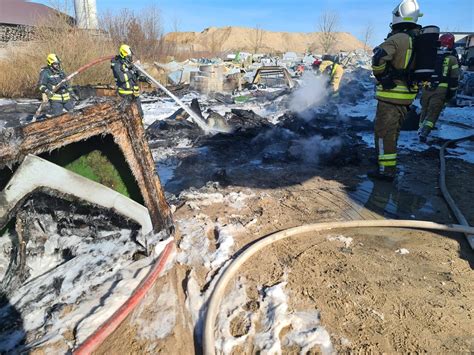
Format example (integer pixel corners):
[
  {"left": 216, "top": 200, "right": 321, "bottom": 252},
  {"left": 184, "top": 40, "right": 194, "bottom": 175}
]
[
  {"left": 368, "top": 0, "right": 422, "bottom": 181},
  {"left": 38, "top": 53, "right": 77, "bottom": 116},
  {"left": 319, "top": 54, "right": 344, "bottom": 96},
  {"left": 110, "top": 44, "right": 148, "bottom": 116}
]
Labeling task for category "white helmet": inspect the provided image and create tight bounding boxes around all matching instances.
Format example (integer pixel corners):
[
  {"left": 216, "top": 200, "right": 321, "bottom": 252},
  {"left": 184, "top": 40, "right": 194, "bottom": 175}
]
[{"left": 392, "top": 0, "right": 423, "bottom": 25}]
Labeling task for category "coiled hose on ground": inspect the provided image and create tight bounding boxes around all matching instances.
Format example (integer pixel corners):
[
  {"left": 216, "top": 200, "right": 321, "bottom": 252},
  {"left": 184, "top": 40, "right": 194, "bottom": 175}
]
[{"left": 202, "top": 134, "right": 474, "bottom": 355}]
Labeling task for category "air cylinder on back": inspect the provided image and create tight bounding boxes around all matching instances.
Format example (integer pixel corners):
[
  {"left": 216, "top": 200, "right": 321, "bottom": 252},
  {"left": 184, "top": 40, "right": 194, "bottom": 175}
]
[{"left": 413, "top": 25, "right": 440, "bottom": 81}]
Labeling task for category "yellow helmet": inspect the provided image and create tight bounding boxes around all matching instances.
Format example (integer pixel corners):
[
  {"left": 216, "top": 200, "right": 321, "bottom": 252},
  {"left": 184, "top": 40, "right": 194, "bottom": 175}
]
[
  {"left": 119, "top": 44, "right": 132, "bottom": 59},
  {"left": 47, "top": 53, "right": 60, "bottom": 66}
]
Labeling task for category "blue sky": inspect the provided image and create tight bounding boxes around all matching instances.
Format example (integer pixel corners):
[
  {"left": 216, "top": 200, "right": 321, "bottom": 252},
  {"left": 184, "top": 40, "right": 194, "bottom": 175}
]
[{"left": 38, "top": 0, "right": 473, "bottom": 45}]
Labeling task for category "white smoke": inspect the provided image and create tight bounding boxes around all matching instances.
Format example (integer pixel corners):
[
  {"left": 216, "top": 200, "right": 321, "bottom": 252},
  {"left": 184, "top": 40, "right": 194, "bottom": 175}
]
[
  {"left": 289, "top": 135, "right": 342, "bottom": 164},
  {"left": 289, "top": 72, "right": 329, "bottom": 119}
]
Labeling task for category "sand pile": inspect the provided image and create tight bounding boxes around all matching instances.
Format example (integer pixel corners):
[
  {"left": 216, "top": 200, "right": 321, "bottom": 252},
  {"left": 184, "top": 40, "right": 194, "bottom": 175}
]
[{"left": 164, "top": 26, "right": 367, "bottom": 54}]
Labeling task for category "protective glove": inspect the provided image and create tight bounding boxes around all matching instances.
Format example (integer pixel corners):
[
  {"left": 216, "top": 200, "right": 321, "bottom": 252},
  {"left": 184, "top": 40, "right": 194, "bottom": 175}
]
[
  {"left": 139, "top": 75, "right": 151, "bottom": 84},
  {"left": 45, "top": 89, "right": 54, "bottom": 98},
  {"left": 71, "top": 92, "right": 80, "bottom": 101}
]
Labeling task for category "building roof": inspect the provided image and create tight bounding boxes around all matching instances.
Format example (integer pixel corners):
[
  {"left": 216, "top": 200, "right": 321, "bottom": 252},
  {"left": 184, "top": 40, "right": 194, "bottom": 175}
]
[{"left": 0, "top": 0, "right": 61, "bottom": 26}]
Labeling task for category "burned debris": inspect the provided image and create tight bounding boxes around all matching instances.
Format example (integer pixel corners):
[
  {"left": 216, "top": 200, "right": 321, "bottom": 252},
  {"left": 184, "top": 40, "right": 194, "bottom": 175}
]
[{"left": 0, "top": 98, "right": 173, "bottom": 233}]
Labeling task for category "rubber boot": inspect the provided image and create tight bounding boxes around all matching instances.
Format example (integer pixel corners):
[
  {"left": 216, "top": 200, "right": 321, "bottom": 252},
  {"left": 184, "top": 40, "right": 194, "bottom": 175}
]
[
  {"left": 418, "top": 125, "right": 431, "bottom": 143},
  {"left": 367, "top": 167, "right": 396, "bottom": 182}
]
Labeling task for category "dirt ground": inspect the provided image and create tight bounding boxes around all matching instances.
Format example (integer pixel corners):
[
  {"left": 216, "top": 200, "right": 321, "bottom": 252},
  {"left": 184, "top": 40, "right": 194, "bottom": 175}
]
[{"left": 97, "top": 144, "right": 474, "bottom": 354}]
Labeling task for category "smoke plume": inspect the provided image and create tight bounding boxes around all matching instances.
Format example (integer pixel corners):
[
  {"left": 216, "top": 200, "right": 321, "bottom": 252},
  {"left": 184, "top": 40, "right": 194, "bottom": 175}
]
[
  {"left": 289, "top": 135, "right": 342, "bottom": 165},
  {"left": 289, "top": 72, "right": 329, "bottom": 119}
]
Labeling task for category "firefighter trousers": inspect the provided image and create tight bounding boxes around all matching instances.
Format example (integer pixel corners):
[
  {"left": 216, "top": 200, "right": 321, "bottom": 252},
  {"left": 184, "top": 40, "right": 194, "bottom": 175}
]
[
  {"left": 374, "top": 100, "right": 408, "bottom": 174},
  {"left": 120, "top": 94, "right": 144, "bottom": 118},
  {"left": 420, "top": 88, "right": 447, "bottom": 130},
  {"left": 50, "top": 100, "right": 74, "bottom": 116}
]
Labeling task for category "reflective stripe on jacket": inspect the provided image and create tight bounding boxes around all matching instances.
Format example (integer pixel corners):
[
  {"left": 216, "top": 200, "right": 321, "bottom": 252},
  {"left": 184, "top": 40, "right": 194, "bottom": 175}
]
[
  {"left": 372, "top": 32, "right": 418, "bottom": 105},
  {"left": 38, "top": 66, "right": 72, "bottom": 101},
  {"left": 111, "top": 56, "right": 140, "bottom": 96}
]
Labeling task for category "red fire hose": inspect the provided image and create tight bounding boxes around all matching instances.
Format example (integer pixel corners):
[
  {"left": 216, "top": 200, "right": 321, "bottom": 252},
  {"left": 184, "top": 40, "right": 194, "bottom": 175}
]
[
  {"left": 33, "top": 55, "right": 114, "bottom": 121},
  {"left": 74, "top": 240, "right": 175, "bottom": 354}
]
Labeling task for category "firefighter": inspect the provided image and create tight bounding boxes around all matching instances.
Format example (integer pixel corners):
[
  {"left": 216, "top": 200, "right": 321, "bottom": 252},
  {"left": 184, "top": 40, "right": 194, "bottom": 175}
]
[
  {"left": 368, "top": 0, "right": 422, "bottom": 181},
  {"left": 38, "top": 53, "right": 76, "bottom": 116},
  {"left": 312, "top": 58, "right": 322, "bottom": 71},
  {"left": 418, "top": 33, "right": 460, "bottom": 142},
  {"left": 318, "top": 54, "right": 344, "bottom": 95},
  {"left": 111, "top": 44, "right": 147, "bottom": 116}
]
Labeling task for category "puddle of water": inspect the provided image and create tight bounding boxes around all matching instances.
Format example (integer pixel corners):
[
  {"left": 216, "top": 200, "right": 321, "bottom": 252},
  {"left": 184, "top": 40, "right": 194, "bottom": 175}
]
[{"left": 350, "top": 178, "right": 437, "bottom": 220}]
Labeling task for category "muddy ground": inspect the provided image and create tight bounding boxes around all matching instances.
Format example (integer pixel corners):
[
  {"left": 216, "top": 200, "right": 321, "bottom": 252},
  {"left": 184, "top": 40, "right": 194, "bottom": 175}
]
[{"left": 97, "top": 138, "right": 474, "bottom": 354}]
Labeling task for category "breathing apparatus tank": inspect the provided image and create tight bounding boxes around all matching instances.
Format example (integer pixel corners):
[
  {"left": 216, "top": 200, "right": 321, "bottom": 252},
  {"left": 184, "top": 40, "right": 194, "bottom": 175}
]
[{"left": 412, "top": 25, "right": 440, "bottom": 81}]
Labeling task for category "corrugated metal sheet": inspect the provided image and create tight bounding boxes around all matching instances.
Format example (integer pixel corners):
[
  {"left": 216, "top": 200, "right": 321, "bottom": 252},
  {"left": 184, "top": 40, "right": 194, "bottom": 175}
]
[{"left": 0, "top": 0, "right": 59, "bottom": 26}]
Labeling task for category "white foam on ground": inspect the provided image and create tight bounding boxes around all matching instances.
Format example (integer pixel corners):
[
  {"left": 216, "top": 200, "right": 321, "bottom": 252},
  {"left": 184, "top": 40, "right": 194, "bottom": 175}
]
[
  {"left": 254, "top": 282, "right": 292, "bottom": 353},
  {"left": 0, "top": 229, "right": 174, "bottom": 352},
  {"left": 178, "top": 212, "right": 247, "bottom": 344},
  {"left": 254, "top": 282, "right": 334, "bottom": 354},
  {"left": 0, "top": 98, "right": 15, "bottom": 106},
  {"left": 209, "top": 224, "right": 239, "bottom": 271},
  {"left": 132, "top": 282, "right": 177, "bottom": 342},
  {"left": 327, "top": 235, "right": 353, "bottom": 248},
  {"left": 177, "top": 214, "right": 244, "bottom": 275},
  {"left": 285, "top": 311, "right": 333, "bottom": 354},
  {"left": 0, "top": 232, "right": 13, "bottom": 281},
  {"left": 179, "top": 189, "right": 255, "bottom": 211},
  {"left": 142, "top": 92, "right": 203, "bottom": 127},
  {"left": 215, "top": 278, "right": 256, "bottom": 354}
]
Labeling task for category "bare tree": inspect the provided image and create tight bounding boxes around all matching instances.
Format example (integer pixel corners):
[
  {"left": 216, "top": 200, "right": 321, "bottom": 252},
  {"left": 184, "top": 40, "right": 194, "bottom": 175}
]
[
  {"left": 101, "top": 5, "right": 164, "bottom": 61},
  {"left": 362, "top": 23, "right": 374, "bottom": 53},
  {"left": 47, "top": 0, "right": 73, "bottom": 15},
  {"left": 318, "top": 11, "right": 339, "bottom": 54},
  {"left": 252, "top": 25, "right": 264, "bottom": 54}
]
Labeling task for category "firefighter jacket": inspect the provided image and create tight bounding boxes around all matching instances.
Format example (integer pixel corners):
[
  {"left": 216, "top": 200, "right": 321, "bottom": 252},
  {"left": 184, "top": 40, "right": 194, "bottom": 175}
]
[
  {"left": 111, "top": 56, "right": 140, "bottom": 97},
  {"left": 319, "top": 60, "right": 344, "bottom": 92},
  {"left": 426, "top": 50, "right": 459, "bottom": 99},
  {"left": 372, "top": 30, "right": 419, "bottom": 105},
  {"left": 38, "top": 66, "right": 72, "bottom": 102}
]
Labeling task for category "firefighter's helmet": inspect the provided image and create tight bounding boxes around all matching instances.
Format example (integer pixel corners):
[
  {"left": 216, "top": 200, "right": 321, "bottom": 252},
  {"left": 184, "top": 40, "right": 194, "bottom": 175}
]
[
  {"left": 119, "top": 44, "right": 133, "bottom": 59},
  {"left": 47, "top": 53, "right": 60, "bottom": 66},
  {"left": 392, "top": 0, "right": 423, "bottom": 25},
  {"left": 439, "top": 33, "right": 455, "bottom": 50}
]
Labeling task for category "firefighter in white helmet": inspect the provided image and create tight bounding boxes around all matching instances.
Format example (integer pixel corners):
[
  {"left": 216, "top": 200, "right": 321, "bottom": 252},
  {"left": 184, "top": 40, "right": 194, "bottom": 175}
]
[{"left": 368, "top": 0, "right": 422, "bottom": 181}]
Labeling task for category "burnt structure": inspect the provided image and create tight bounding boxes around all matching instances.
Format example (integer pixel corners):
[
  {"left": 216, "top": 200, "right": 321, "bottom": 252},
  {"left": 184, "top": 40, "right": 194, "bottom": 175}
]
[{"left": 0, "top": 99, "right": 173, "bottom": 233}]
